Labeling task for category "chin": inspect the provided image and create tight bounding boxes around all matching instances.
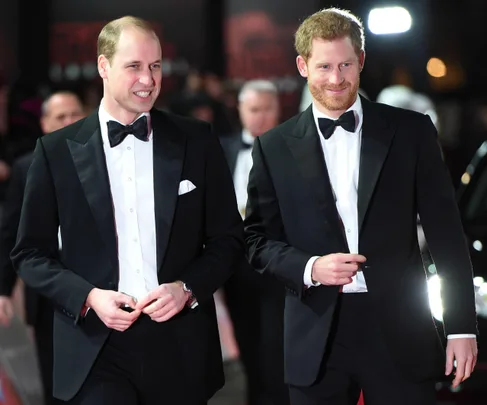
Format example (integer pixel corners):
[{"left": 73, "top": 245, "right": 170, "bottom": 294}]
[{"left": 132, "top": 99, "right": 155, "bottom": 110}]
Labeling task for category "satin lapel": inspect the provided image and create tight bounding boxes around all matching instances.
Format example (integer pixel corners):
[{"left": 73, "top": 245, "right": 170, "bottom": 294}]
[
  {"left": 66, "top": 110, "right": 118, "bottom": 270},
  {"left": 357, "top": 97, "right": 396, "bottom": 233},
  {"left": 150, "top": 110, "right": 186, "bottom": 271},
  {"left": 283, "top": 106, "right": 347, "bottom": 248}
]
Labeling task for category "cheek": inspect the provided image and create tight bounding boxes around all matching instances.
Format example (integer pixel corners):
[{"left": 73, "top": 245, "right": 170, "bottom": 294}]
[
  {"left": 154, "top": 75, "right": 163, "bottom": 88},
  {"left": 345, "top": 70, "right": 360, "bottom": 82},
  {"left": 308, "top": 75, "right": 326, "bottom": 87}
]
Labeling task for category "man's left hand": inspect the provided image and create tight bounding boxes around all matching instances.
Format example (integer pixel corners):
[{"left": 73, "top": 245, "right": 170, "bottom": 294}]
[
  {"left": 136, "top": 282, "right": 189, "bottom": 322},
  {"left": 445, "top": 338, "right": 478, "bottom": 388}
]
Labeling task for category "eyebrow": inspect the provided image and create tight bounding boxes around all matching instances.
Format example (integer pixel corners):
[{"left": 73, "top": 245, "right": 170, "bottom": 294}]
[
  {"left": 316, "top": 58, "right": 355, "bottom": 64},
  {"left": 125, "top": 59, "right": 162, "bottom": 65}
]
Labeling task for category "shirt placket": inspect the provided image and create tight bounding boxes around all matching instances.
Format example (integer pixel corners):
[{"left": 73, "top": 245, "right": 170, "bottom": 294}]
[{"left": 123, "top": 137, "right": 146, "bottom": 299}]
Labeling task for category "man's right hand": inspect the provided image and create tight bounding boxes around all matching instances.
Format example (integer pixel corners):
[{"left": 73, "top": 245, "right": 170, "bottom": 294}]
[
  {"left": 311, "top": 253, "right": 367, "bottom": 286},
  {"left": 0, "top": 296, "right": 14, "bottom": 326},
  {"left": 85, "top": 288, "right": 141, "bottom": 332}
]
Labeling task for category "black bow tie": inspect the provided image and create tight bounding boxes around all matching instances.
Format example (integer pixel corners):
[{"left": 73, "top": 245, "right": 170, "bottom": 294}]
[
  {"left": 107, "top": 116, "right": 148, "bottom": 148},
  {"left": 318, "top": 110, "right": 356, "bottom": 140}
]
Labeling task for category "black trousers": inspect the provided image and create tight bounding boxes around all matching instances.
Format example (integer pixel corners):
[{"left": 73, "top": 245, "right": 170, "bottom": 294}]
[
  {"left": 224, "top": 265, "right": 290, "bottom": 405},
  {"left": 33, "top": 298, "right": 63, "bottom": 405},
  {"left": 64, "top": 315, "right": 207, "bottom": 405},
  {"left": 289, "top": 294, "right": 436, "bottom": 405}
]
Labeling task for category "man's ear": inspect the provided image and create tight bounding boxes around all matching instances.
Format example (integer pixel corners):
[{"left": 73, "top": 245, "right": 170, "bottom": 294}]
[
  {"left": 359, "top": 50, "right": 366, "bottom": 72},
  {"left": 98, "top": 55, "right": 110, "bottom": 79},
  {"left": 296, "top": 55, "right": 309, "bottom": 78}
]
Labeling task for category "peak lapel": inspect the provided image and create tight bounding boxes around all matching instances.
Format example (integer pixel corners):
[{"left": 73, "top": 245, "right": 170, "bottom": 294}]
[
  {"left": 66, "top": 110, "right": 118, "bottom": 270},
  {"left": 151, "top": 110, "right": 185, "bottom": 271},
  {"left": 283, "top": 107, "right": 347, "bottom": 249},
  {"left": 357, "top": 98, "right": 396, "bottom": 233}
]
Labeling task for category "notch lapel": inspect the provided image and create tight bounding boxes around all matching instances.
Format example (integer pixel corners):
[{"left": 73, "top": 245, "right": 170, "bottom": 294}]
[
  {"left": 357, "top": 98, "right": 396, "bottom": 233},
  {"left": 283, "top": 106, "right": 347, "bottom": 248},
  {"left": 150, "top": 110, "right": 185, "bottom": 271},
  {"left": 66, "top": 110, "right": 118, "bottom": 270}
]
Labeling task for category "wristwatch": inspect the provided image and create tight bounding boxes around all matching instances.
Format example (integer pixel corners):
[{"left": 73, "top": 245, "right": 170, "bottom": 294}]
[{"left": 181, "top": 281, "right": 198, "bottom": 309}]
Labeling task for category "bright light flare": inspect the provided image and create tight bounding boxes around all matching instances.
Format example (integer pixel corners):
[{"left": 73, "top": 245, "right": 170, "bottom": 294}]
[{"left": 368, "top": 7, "right": 412, "bottom": 35}]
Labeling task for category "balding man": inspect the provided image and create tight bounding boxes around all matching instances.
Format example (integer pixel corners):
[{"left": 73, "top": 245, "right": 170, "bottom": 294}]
[
  {"left": 40, "top": 91, "right": 86, "bottom": 134},
  {"left": 0, "top": 90, "right": 85, "bottom": 405},
  {"left": 221, "top": 80, "right": 290, "bottom": 405}
]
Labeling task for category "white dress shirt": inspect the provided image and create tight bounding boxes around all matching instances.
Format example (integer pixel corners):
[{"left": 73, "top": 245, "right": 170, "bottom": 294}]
[
  {"left": 301, "top": 97, "right": 474, "bottom": 340},
  {"left": 303, "top": 96, "right": 367, "bottom": 293},
  {"left": 99, "top": 102, "right": 159, "bottom": 301},
  {"left": 233, "top": 130, "right": 255, "bottom": 218}
]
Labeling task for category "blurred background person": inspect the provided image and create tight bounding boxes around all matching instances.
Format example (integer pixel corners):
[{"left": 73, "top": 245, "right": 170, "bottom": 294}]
[
  {"left": 220, "top": 79, "right": 290, "bottom": 405},
  {"left": 0, "top": 90, "right": 85, "bottom": 405},
  {"left": 376, "top": 84, "right": 439, "bottom": 129},
  {"left": 0, "top": 75, "right": 11, "bottom": 205}
]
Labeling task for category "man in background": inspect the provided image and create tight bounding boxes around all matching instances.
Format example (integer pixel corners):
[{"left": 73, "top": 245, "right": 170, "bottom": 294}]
[
  {"left": 221, "top": 79, "right": 290, "bottom": 405},
  {"left": 0, "top": 90, "right": 85, "bottom": 404}
]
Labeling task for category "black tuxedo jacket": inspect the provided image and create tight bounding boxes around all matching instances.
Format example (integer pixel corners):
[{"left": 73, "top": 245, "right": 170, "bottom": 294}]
[
  {"left": 0, "top": 152, "right": 44, "bottom": 326},
  {"left": 11, "top": 108, "right": 244, "bottom": 401},
  {"left": 244, "top": 97, "right": 477, "bottom": 386},
  {"left": 219, "top": 132, "right": 242, "bottom": 176}
]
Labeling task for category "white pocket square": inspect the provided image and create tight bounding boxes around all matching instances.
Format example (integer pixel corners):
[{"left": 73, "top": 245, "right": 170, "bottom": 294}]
[{"left": 178, "top": 179, "right": 196, "bottom": 195}]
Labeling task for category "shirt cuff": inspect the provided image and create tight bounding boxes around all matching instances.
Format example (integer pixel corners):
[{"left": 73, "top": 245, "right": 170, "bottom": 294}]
[
  {"left": 80, "top": 305, "right": 90, "bottom": 317},
  {"left": 304, "top": 256, "right": 321, "bottom": 287},
  {"left": 447, "top": 334, "right": 476, "bottom": 339}
]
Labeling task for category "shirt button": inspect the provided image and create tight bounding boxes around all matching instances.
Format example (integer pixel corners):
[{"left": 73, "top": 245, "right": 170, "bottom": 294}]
[
  {"left": 127, "top": 146, "right": 131, "bottom": 150},
  {"left": 136, "top": 269, "right": 140, "bottom": 274},
  {"left": 129, "top": 208, "right": 134, "bottom": 213},
  {"left": 128, "top": 177, "right": 132, "bottom": 181},
  {"left": 134, "top": 238, "right": 138, "bottom": 243},
  {"left": 347, "top": 229, "right": 351, "bottom": 233}
]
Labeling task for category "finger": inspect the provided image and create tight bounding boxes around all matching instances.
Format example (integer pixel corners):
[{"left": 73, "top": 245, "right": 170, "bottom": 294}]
[
  {"left": 335, "top": 277, "right": 353, "bottom": 285},
  {"left": 335, "top": 263, "right": 360, "bottom": 272},
  {"left": 149, "top": 300, "right": 178, "bottom": 320},
  {"left": 337, "top": 253, "right": 366, "bottom": 263},
  {"left": 135, "top": 291, "right": 159, "bottom": 310},
  {"left": 111, "top": 324, "right": 133, "bottom": 332},
  {"left": 152, "top": 306, "right": 179, "bottom": 323},
  {"left": 106, "top": 312, "right": 140, "bottom": 329},
  {"left": 445, "top": 349, "right": 454, "bottom": 376},
  {"left": 105, "top": 320, "right": 132, "bottom": 330},
  {"left": 333, "top": 268, "right": 359, "bottom": 278},
  {"left": 116, "top": 293, "right": 138, "bottom": 309},
  {"left": 110, "top": 308, "right": 141, "bottom": 322},
  {"left": 452, "top": 359, "right": 466, "bottom": 388},
  {"left": 333, "top": 273, "right": 356, "bottom": 281},
  {"left": 143, "top": 295, "right": 172, "bottom": 315},
  {"left": 463, "top": 357, "right": 475, "bottom": 381},
  {"left": 4, "top": 302, "right": 14, "bottom": 319}
]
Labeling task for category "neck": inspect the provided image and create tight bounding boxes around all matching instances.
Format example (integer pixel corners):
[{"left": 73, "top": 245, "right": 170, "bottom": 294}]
[{"left": 101, "top": 98, "right": 146, "bottom": 125}]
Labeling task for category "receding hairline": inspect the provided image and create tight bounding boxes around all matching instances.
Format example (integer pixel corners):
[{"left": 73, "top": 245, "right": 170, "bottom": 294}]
[
  {"left": 97, "top": 16, "right": 159, "bottom": 60},
  {"left": 42, "top": 91, "right": 82, "bottom": 117},
  {"left": 238, "top": 80, "right": 279, "bottom": 103}
]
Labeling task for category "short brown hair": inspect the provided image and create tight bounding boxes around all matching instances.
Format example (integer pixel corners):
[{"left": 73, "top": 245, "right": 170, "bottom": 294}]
[
  {"left": 97, "top": 16, "right": 155, "bottom": 62},
  {"left": 294, "top": 8, "right": 365, "bottom": 61}
]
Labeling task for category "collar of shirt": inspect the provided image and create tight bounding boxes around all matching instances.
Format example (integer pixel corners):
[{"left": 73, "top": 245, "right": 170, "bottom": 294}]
[
  {"left": 98, "top": 100, "right": 152, "bottom": 147},
  {"left": 312, "top": 95, "right": 364, "bottom": 139},
  {"left": 241, "top": 129, "right": 256, "bottom": 146}
]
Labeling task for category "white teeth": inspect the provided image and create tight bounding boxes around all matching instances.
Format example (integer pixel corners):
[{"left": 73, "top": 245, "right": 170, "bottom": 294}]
[{"left": 135, "top": 91, "right": 150, "bottom": 98}]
